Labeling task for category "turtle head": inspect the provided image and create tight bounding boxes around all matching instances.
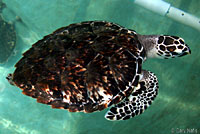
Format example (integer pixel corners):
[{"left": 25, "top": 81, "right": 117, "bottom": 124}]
[{"left": 138, "top": 35, "right": 191, "bottom": 59}]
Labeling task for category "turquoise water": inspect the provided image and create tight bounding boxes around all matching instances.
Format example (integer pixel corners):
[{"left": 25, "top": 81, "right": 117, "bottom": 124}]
[{"left": 0, "top": 0, "right": 199, "bottom": 134}]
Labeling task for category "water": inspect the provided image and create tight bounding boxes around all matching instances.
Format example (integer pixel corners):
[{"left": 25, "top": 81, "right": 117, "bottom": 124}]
[{"left": 0, "top": 0, "right": 199, "bottom": 134}]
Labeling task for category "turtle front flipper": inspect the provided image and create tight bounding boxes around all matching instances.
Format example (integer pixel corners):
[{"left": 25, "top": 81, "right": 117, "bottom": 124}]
[{"left": 105, "top": 70, "right": 159, "bottom": 121}]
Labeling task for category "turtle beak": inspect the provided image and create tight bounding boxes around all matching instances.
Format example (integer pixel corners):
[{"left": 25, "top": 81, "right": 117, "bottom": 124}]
[
  {"left": 187, "top": 47, "right": 191, "bottom": 54},
  {"left": 179, "top": 45, "right": 191, "bottom": 57},
  {"left": 185, "top": 44, "right": 191, "bottom": 55}
]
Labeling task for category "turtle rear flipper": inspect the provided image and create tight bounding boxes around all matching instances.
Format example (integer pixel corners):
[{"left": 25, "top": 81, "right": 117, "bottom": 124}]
[{"left": 105, "top": 70, "right": 159, "bottom": 120}]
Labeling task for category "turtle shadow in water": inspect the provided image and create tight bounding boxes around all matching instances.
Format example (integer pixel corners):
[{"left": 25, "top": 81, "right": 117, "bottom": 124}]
[
  {"left": 0, "top": 0, "right": 16, "bottom": 64},
  {"left": 0, "top": 0, "right": 26, "bottom": 65}
]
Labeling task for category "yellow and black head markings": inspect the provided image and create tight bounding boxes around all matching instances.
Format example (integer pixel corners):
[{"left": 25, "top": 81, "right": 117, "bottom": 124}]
[
  {"left": 6, "top": 21, "right": 191, "bottom": 121},
  {"left": 156, "top": 35, "right": 191, "bottom": 59}
]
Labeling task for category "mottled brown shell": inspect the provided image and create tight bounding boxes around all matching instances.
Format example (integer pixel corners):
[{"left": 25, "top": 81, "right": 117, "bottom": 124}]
[{"left": 11, "top": 21, "right": 145, "bottom": 113}]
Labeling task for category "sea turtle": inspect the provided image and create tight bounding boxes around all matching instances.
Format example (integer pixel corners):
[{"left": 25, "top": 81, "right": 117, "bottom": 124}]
[{"left": 6, "top": 21, "right": 191, "bottom": 121}]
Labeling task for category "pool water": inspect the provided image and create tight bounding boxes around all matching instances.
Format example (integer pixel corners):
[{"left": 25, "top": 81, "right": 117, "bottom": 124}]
[{"left": 0, "top": 0, "right": 199, "bottom": 134}]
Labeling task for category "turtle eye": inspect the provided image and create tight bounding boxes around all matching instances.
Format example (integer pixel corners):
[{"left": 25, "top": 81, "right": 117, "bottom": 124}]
[{"left": 167, "top": 46, "right": 176, "bottom": 52}]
